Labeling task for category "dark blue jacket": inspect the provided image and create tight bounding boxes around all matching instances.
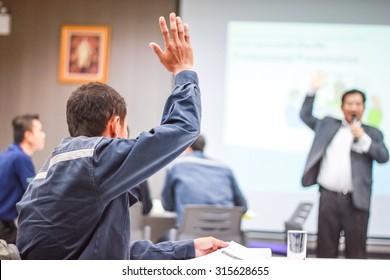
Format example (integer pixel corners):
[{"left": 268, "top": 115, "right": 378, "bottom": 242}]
[{"left": 16, "top": 70, "right": 201, "bottom": 259}]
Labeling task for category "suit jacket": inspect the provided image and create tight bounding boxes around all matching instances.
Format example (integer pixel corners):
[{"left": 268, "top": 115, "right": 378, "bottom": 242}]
[{"left": 300, "top": 95, "right": 389, "bottom": 211}]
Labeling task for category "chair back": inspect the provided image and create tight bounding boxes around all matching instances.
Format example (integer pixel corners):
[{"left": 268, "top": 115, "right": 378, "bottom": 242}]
[
  {"left": 172, "top": 205, "right": 245, "bottom": 244},
  {"left": 284, "top": 202, "right": 313, "bottom": 231}
]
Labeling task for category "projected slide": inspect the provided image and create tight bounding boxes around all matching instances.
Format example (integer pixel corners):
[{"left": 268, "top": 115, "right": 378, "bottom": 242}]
[{"left": 224, "top": 22, "right": 390, "bottom": 194}]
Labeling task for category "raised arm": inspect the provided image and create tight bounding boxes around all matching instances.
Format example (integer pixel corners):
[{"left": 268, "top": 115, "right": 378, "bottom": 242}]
[
  {"left": 94, "top": 13, "right": 201, "bottom": 204},
  {"left": 300, "top": 73, "right": 324, "bottom": 130}
]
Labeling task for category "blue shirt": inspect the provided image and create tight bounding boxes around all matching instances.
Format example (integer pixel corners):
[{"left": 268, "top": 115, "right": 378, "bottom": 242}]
[
  {"left": 16, "top": 70, "right": 201, "bottom": 260},
  {"left": 161, "top": 151, "right": 248, "bottom": 227},
  {"left": 0, "top": 144, "right": 35, "bottom": 221}
]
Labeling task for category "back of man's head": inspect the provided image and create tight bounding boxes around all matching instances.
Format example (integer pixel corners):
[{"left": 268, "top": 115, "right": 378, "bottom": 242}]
[
  {"left": 66, "top": 82, "right": 127, "bottom": 137},
  {"left": 190, "top": 135, "right": 206, "bottom": 152},
  {"left": 12, "top": 114, "right": 39, "bottom": 144}
]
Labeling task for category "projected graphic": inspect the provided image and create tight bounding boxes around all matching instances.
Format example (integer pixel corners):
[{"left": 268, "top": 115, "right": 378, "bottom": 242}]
[{"left": 224, "top": 22, "right": 390, "bottom": 194}]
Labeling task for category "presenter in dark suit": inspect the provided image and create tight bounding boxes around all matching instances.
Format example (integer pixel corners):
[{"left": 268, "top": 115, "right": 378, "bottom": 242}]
[{"left": 300, "top": 77, "right": 389, "bottom": 258}]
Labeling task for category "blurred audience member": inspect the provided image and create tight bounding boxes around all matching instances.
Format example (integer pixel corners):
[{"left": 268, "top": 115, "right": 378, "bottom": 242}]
[
  {"left": 161, "top": 134, "right": 248, "bottom": 229},
  {"left": 0, "top": 114, "right": 45, "bottom": 243}
]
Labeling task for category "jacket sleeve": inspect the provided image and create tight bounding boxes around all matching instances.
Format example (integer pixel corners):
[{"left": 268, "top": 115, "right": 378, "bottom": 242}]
[
  {"left": 366, "top": 127, "right": 389, "bottom": 164},
  {"left": 161, "top": 168, "right": 176, "bottom": 212},
  {"left": 300, "top": 95, "right": 319, "bottom": 131},
  {"left": 130, "top": 240, "right": 195, "bottom": 260},
  {"left": 129, "top": 181, "right": 153, "bottom": 214}
]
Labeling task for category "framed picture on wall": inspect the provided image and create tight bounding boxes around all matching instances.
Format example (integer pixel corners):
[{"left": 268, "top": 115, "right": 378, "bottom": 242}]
[{"left": 59, "top": 25, "right": 110, "bottom": 83}]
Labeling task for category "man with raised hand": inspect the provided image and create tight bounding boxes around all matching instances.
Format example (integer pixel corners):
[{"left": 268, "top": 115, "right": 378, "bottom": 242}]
[{"left": 16, "top": 13, "right": 228, "bottom": 260}]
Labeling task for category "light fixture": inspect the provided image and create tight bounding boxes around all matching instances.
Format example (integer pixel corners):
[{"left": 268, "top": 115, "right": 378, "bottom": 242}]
[{"left": 0, "top": 1, "right": 11, "bottom": 36}]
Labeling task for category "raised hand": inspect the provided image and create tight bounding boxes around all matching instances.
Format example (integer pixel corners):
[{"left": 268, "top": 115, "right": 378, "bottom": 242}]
[
  {"left": 310, "top": 72, "right": 325, "bottom": 93},
  {"left": 150, "top": 13, "right": 193, "bottom": 75}
]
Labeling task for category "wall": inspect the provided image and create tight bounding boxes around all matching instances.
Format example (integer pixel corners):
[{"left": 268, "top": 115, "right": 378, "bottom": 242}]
[{"left": 0, "top": 0, "right": 178, "bottom": 197}]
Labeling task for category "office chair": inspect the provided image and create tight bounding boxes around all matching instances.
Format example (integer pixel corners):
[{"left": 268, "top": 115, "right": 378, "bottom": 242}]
[
  {"left": 284, "top": 202, "right": 313, "bottom": 231},
  {"left": 169, "top": 205, "right": 246, "bottom": 244},
  {"left": 129, "top": 202, "right": 151, "bottom": 241}
]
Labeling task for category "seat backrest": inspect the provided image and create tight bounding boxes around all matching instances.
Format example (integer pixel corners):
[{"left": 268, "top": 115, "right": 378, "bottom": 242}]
[
  {"left": 284, "top": 202, "right": 313, "bottom": 231},
  {"left": 129, "top": 202, "right": 151, "bottom": 241},
  {"left": 174, "top": 205, "right": 245, "bottom": 244}
]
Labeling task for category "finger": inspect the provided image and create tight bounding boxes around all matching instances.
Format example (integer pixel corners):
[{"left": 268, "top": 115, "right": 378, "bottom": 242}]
[
  {"left": 176, "top": 16, "right": 185, "bottom": 42},
  {"left": 159, "top": 16, "right": 170, "bottom": 48},
  {"left": 218, "top": 241, "right": 230, "bottom": 248},
  {"left": 169, "top": 12, "right": 179, "bottom": 43},
  {"left": 184, "top": 23, "right": 190, "bottom": 44},
  {"left": 149, "top": 42, "right": 164, "bottom": 60},
  {"left": 210, "top": 237, "right": 229, "bottom": 248}
]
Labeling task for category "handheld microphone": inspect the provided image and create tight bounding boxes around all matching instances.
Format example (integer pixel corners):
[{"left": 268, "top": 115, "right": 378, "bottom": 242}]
[{"left": 351, "top": 114, "right": 358, "bottom": 143}]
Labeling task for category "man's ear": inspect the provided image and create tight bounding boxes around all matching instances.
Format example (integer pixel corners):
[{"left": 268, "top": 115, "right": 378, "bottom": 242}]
[
  {"left": 24, "top": 130, "right": 33, "bottom": 143},
  {"left": 108, "top": 116, "right": 121, "bottom": 138}
]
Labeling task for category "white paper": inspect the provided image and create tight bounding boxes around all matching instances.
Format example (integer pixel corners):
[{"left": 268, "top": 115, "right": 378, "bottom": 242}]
[{"left": 194, "top": 241, "right": 272, "bottom": 260}]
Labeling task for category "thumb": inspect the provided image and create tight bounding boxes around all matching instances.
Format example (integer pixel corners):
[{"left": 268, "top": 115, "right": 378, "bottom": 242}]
[{"left": 149, "top": 42, "right": 164, "bottom": 59}]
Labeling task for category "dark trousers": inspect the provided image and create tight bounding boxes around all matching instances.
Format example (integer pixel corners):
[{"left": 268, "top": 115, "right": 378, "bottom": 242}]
[
  {"left": 0, "top": 220, "right": 17, "bottom": 243},
  {"left": 317, "top": 187, "right": 369, "bottom": 259}
]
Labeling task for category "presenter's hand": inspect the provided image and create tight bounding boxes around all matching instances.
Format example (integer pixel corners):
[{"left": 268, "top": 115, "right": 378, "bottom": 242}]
[
  {"left": 193, "top": 237, "right": 230, "bottom": 257},
  {"left": 351, "top": 124, "right": 364, "bottom": 140},
  {"left": 310, "top": 72, "right": 325, "bottom": 93},
  {"left": 150, "top": 13, "right": 193, "bottom": 75}
]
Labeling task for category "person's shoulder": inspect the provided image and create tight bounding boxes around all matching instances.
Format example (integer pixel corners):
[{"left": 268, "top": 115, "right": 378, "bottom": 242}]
[
  {"left": 166, "top": 154, "right": 201, "bottom": 170},
  {"left": 322, "top": 116, "right": 339, "bottom": 122},
  {"left": 363, "top": 123, "right": 380, "bottom": 130},
  {"left": 4, "top": 149, "right": 32, "bottom": 168},
  {"left": 0, "top": 145, "right": 12, "bottom": 158},
  {"left": 207, "top": 157, "right": 230, "bottom": 169},
  {"left": 54, "top": 136, "right": 109, "bottom": 152},
  {"left": 166, "top": 156, "right": 192, "bottom": 170},
  {"left": 4, "top": 145, "right": 29, "bottom": 159},
  {"left": 320, "top": 116, "right": 341, "bottom": 126},
  {"left": 363, "top": 124, "right": 385, "bottom": 136},
  {"left": 191, "top": 155, "right": 230, "bottom": 169}
]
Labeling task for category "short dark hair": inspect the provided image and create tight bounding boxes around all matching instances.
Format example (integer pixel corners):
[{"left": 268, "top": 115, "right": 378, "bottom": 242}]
[
  {"left": 341, "top": 89, "right": 366, "bottom": 105},
  {"left": 66, "top": 82, "right": 127, "bottom": 137},
  {"left": 12, "top": 114, "right": 40, "bottom": 144},
  {"left": 191, "top": 135, "right": 206, "bottom": 151}
]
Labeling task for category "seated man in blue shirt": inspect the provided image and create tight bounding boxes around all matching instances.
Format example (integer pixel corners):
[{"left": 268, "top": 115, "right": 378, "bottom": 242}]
[
  {"left": 16, "top": 13, "right": 228, "bottom": 260},
  {"left": 0, "top": 114, "right": 46, "bottom": 243},
  {"left": 161, "top": 134, "right": 248, "bottom": 228}
]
